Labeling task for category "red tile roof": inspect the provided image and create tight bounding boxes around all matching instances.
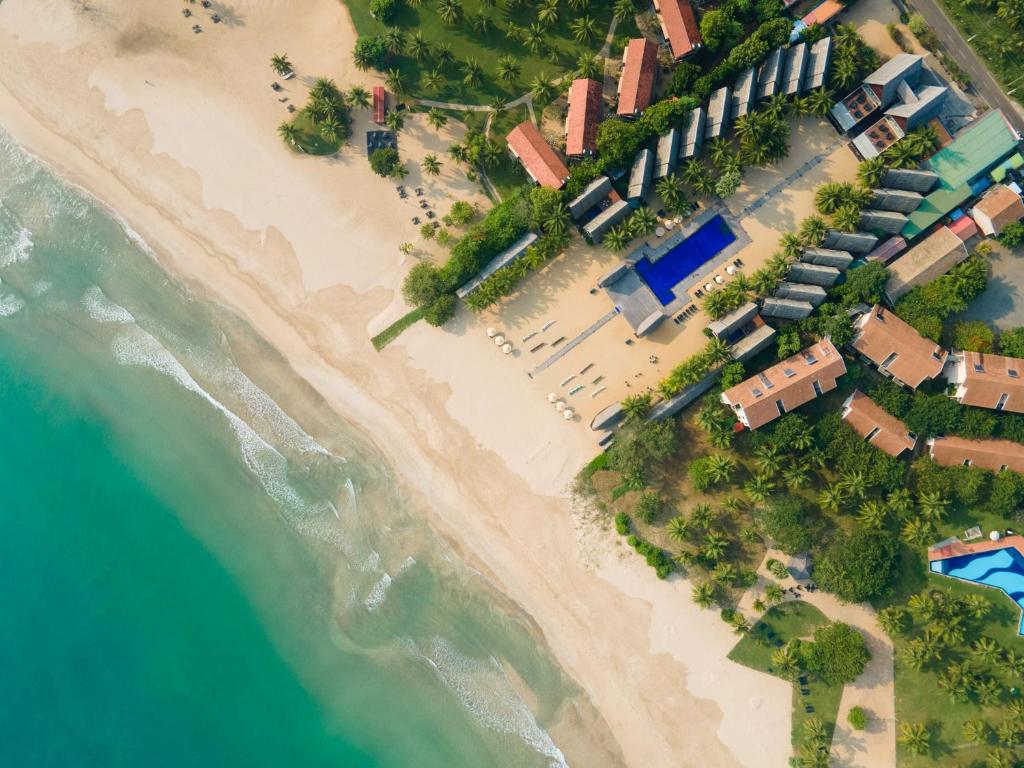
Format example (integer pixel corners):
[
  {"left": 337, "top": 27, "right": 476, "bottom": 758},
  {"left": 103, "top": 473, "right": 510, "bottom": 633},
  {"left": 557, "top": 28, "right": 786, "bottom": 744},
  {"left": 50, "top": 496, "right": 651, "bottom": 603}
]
[
  {"left": 802, "top": 0, "right": 844, "bottom": 26},
  {"left": 947, "top": 214, "right": 978, "bottom": 241},
  {"left": 653, "top": 0, "right": 702, "bottom": 59},
  {"left": 973, "top": 184, "right": 1024, "bottom": 236},
  {"left": 852, "top": 305, "right": 947, "bottom": 389},
  {"left": 373, "top": 86, "right": 386, "bottom": 125},
  {"left": 506, "top": 121, "right": 569, "bottom": 189},
  {"left": 929, "top": 436, "right": 1024, "bottom": 473},
  {"left": 617, "top": 38, "right": 659, "bottom": 117},
  {"left": 842, "top": 390, "right": 917, "bottom": 456},
  {"left": 956, "top": 351, "right": 1024, "bottom": 413},
  {"left": 565, "top": 78, "right": 603, "bottom": 157}
]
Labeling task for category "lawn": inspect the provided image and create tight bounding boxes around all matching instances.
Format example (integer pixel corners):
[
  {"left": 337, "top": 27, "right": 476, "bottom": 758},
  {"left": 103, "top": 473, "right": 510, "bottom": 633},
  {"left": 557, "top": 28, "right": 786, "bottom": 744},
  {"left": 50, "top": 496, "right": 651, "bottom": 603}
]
[
  {"left": 371, "top": 306, "right": 425, "bottom": 350},
  {"left": 932, "top": 0, "right": 1024, "bottom": 98},
  {"left": 289, "top": 111, "right": 343, "bottom": 155},
  {"left": 729, "top": 601, "right": 846, "bottom": 756},
  {"left": 485, "top": 104, "right": 532, "bottom": 199},
  {"left": 342, "top": 0, "right": 616, "bottom": 104}
]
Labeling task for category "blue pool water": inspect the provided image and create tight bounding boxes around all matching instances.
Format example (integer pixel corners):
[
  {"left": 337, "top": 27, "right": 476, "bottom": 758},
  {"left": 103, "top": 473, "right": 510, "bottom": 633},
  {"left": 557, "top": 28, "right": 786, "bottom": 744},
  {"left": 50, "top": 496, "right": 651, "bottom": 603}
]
[
  {"left": 930, "top": 547, "right": 1024, "bottom": 634},
  {"left": 634, "top": 215, "right": 737, "bottom": 305}
]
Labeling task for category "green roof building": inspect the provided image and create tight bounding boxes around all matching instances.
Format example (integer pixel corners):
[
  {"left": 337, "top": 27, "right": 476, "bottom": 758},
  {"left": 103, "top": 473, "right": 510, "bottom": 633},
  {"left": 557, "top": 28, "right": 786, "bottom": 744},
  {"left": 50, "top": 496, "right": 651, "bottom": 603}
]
[{"left": 901, "top": 110, "right": 1020, "bottom": 239}]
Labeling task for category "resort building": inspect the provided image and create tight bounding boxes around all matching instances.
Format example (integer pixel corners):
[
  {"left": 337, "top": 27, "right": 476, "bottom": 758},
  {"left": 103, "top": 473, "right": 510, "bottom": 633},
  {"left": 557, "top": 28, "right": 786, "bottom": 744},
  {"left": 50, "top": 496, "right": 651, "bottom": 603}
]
[
  {"left": 506, "top": 121, "right": 570, "bottom": 189},
  {"left": 730, "top": 324, "right": 778, "bottom": 361},
  {"left": 851, "top": 304, "right": 947, "bottom": 388},
  {"left": 757, "top": 48, "right": 784, "bottom": 100},
  {"left": 949, "top": 213, "right": 979, "bottom": 241},
  {"left": 884, "top": 225, "right": 969, "bottom": 302},
  {"left": 782, "top": 42, "right": 808, "bottom": 97},
  {"left": 773, "top": 281, "right": 828, "bottom": 306},
  {"left": 945, "top": 350, "right": 1024, "bottom": 413},
  {"left": 760, "top": 297, "right": 815, "bottom": 320},
  {"left": 731, "top": 67, "right": 757, "bottom": 122},
  {"left": 804, "top": 36, "right": 833, "bottom": 91},
  {"left": 707, "top": 86, "right": 730, "bottom": 140},
  {"left": 902, "top": 109, "right": 1022, "bottom": 239},
  {"left": 583, "top": 199, "right": 632, "bottom": 242},
  {"left": 707, "top": 302, "right": 779, "bottom": 360},
  {"left": 870, "top": 187, "right": 924, "bottom": 214},
  {"left": 882, "top": 167, "right": 939, "bottom": 194},
  {"left": 617, "top": 38, "right": 659, "bottom": 117},
  {"left": 866, "top": 236, "right": 908, "bottom": 264},
  {"left": 801, "top": 246, "right": 853, "bottom": 269},
  {"left": 971, "top": 183, "right": 1024, "bottom": 236},
  {"left": 830, "top": 54, "right": 924, "bottom": 134},
  {"left": 823, "top": 229, "right": 878, "bottom": 253},
  {"left": 456, "top": 233, "right": 539, "bottom": 299},
  {"left": 568, "top": 176, "right": 613, "bottom": 220},
  {"left": 372, "top": 86, "right": 387, "bottom": 125},
  {"left": 655, "top": 128, "right": 680, "bottom": 179},
  {"left": 927, "top": 435, "right": 1024, "bottom": 473},
  {"left": 859, "top": 209, "right": 908, "bottom": 235},
  {"left": 787, "top": 262, "right": 841, "bottom": 287},
  {"left": 841, "top": 390, "right": 918, "bottom": 457},
  {"left": 653, "top": 0, "right": 702, "bottom": 59},
  {"left": 707, "top": 301, "right": 759, "bottom": 340},
  {"left": 628, "top": 148, "right": 654, "bottom": 202},
  {"left": 721, "top": 339, "right": 847, "bottom": 430},
  {"left": 799, "top": 0, "right": 844, "bottom": 29},
  {"left": 681, "top": 106, "right": 706, "bottom": 160},
  {"left": 565, "top": 78, "right": 603, "bottom": 158},
  {"left": 851, "top": 85, "right": 947, "bottom": 160}
]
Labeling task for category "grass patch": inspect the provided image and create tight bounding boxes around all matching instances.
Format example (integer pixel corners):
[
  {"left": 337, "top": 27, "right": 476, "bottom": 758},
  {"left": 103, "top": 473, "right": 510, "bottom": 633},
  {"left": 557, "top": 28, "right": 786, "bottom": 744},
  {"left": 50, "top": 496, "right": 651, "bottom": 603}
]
[
  {"left": 730, "top": 602, "right": 845, "bottom": 756},
  {"left": 371, "top": 306, "right": 425, "bottom": 350},
  {"left": 342, "top": 0, "right": 614, "bottom": 104},
  {"left": 289, "top": 111, "right": 342, "bottom": 156},
  {"left": 932, "top": 0, "right": 1024, "bottom": 96},
  {"left": 485, "top": 104, "right": 532, "bottom": 199}
]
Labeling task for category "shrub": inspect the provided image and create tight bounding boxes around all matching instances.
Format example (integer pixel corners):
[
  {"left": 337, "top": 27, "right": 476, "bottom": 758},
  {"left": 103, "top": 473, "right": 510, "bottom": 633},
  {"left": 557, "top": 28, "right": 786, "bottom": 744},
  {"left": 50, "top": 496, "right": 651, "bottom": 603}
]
[
  {"left": 904, "top": 394, "right": 962, "bottom": 438},
  {"left": 720, "top": 361, "right": 746, "bottom": 389},
  {"left": 816, "top": 529, "right": 900, "bottom": 603},
  {"left": 607, "top": 420, "right": 678, "bottom": 480},
  {"left": 688, "top": 456, "right": 715, "bottom": 491},
  {"left": 908, "top": 13, "right": 938, "bottom": 48},
  {"left": 759, "top": 494, "right": 819, "bottom": 554},
  {"left": 701, "top": 7, "right": 742, "bottom": 51},
  {"left": 999, "top": 327, "right": 1024, "bottom": 357},
  {"left": 834, "top": 261, "right": 889, "bottom": 307},
  {"left": 766, "top": 558, "right": 789, "bottom": 580},
  {"left": 959, "top": 408, "right": 997, "bottom": 439},
  {"left": 402, "top": 262, "right": 444, "bottom": 307},
  {"left": 665, "top": 62, "right": 702, "bottom": 98},
  {"left": 776, "top": 328, "right": 801, "bottom": 360},
  {"left": 635, "top": 491, "right": 664, "bottom": 523},
  {"left": 950, "top": 319, "right": 995, "bottom": 352},
  {"left": 369, "top": 0, "right": 399, "bottom": 23},
  {"left": 353, "top": 36, "right": 391, "bottom": 70},
  {"left": 423, "top": 294, "right": 456, "bottom": 326},
  {"left": 614, "top": 512, "right": 631, "bottom": 535},
  {"left": 805, "top": 623, "right": 871, "bottom": 685},
  {"left": 369, "top": 147, "right": 402, "bottom": 177},
  {"left": 448, "top": 200, "right": 476, "bottom": 227},
  {"left": 998, "top": 220, "right": 1024, "bottom": 247}
]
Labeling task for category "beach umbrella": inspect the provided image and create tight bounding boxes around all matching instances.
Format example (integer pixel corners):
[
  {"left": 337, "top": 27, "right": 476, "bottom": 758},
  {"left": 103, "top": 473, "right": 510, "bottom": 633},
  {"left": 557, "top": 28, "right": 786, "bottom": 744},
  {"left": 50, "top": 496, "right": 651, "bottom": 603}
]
[
  {"left": 655, "top": 227, "right": 665, "bottom": 237},
  {"left": 502, "top": 344, "right": 512, "bottom": 354},
  {"left": 990, "top": 530, "right": 1002, "bottom": 541},
  {"left": 555, "top": 401, "right": 566, "bottom": 411},
  {"left": 726, "top": 265, "right": 736, "bottom": 275},
  {"left": 486, "top": 327, "right": 497, "bottom": 338},
  {"left": 547, "top": 393, "right": 558, "bottom": 403},
  {"left": 704, "top": 283, "right": 714, "bottom": 292},
  {"left": 563, "top": 409, "right": 575, "bottom": 420},
  {"left": 494, "top": 335, "right": 505, "bottom": 346},
  {"left": 715, "top": 275, "right": 725, "bottom": 284}
]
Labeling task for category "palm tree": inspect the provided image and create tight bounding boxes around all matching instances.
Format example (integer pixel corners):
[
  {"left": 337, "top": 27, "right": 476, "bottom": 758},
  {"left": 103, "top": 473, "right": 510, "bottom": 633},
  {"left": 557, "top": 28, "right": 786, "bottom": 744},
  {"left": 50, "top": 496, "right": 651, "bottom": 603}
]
[
  {"left": 815, "top": 182, "right": 848, "bottom": 215},
  {"left": 382, "top": 27, "right": 405, "bottom": 54},
  {"left": 690, "top": 503, "right": 714, "bottom": 530},
  {"left": 839, "top": 470, "right": 866, "bottom": 500},
  {"left": 701, "top": 531, "right": 730, "bottom": 562},
  {"left": 568, "top": 0, "right": 590, "bottom": 9},
  {"left": 544, "top": 205, "right": 569, "bottom": 237},
  {"left": 763, "top": 92, "right": 790, "bottom": 119},
  {"left": 803, "top": 87, "right": 834, "bottom": 116},
  {"left": 702, "top": 291, "right": 727, "bottom": 319},
  {"left": 897, "top": 722, "right": 930, "bottom": 755},
  {"left": 656, "top": 173, "right": 685, "bottom": 212},
  {"left": 754, "top": 444, "right": 782, "bottom": 476},
  {"left": 771, "top": 640, "right": 801, "bottom": 679},
  {"left": 973, "top": 636, "right": 1003, "bottom": 665},
  {"left": 917, "top": 491, "right": 948, "bottom": 523},
  {"left": 470, "top": 11, "right": 494, "bottom": 34},
  {"left": 857, "top": 500, "right": 887, "bottom": 529},
  {"left": 462, "top": 58, "right": 484, "bottom": 88},
  {"left": 886, "top": 488, "right": 914, "bottom": 519},
  {"left": 347, "top": 86, "right": 370, "bottom": 109},
  {"left": 831, "top": 56, "right": 859, "bottom": 91},
  {"left": 629, "top": 206, "right": 658, "bottom": 237},
  {"left": 705, "top": 337, "right": 732, "bottom": 364},
  {"left": 985, "top": 749, "right": 1014, "bottom": 768},
  {"left": 574, "top": 52, "right": 603, "bottom": 80},
  {"left": 434, "top": 42, "right": 455, "bottom": 68},
  {"left": 667, "top": 516, "right": 690, "bottom": 544},
  {"left": 319, "top": 116, "right": 342, "bottom": 143},
  {"left": 1007, "top": 697, "right": 1024, "bottom": 723},
  {"left": 711, "top": 561, "right": 737, "bottom": 585},
  {"left": 437, "top": 0, "right": 463, "bottom": 25},
  {"left": 496, "top": 54, "right": 521, "bottom": 83},
  {"left": 692, "top": 580, "right": 716, "bottom": 609},
  {"left": 570, "top": 15, "right": 599, "bottom": 42},
  {"left": 448, "top": 142, "right": 469, "bottom": 163},
  {"left": 858, "top": 156, "right": 887, "bottom": 188},
  {"left": 901, "top": 516, "right": 935, "bottom": 546},
  {"left": 744, "top": 474, "right": 775, "bottom": 505},
  {"left": 706, "top": 453, "right": 736, "bottom": 485},
  {"left": 408, "top": 31, "right": 432, "bottom": 62},
  {"left": 277, "top": 121, "right": 300, "bottom": 147},
  {"left": 798, "top": 215, "right": 828, "bottom": 246},
  {"left": 422, "top": 69, "right": 444, "bottom": 92},
  {"left": 385, "top": 110, "right": 405, "bottom": 132},
  {"left": 385, "top": 68, "right": 406, "bottom": 95},
  {"left": 622, "top": 392, "right": 652, "bottom": 421},
  {"left": 877, "top": 605, "right": 907, "bottom": 636},
  {"left": 885, "top": 139, "right": 921, "bottom": 169},
  {"left": 764, "top": 582, "right": 784, "bottom": 605},
  {"left": 782, "top": 462, "right": 809, "bottom": 489},
  {"left": 832, "top": 204, "right": 861, "bottom": 233},
  {"left": 778, "top": 231, "right": 803, "bottom": 259},
  {"left": 818, "top": 484, "right": 846, "bottom": 513},
  {"left": 421, "top": 154, "right": 442, "bottom": 176},
  {"left": 996, "top": 719, "right": 1019, "bottom": 746},
  {"left": 311, "top": 77, "right": 339, "bottom": 101},
  {"left": 962, "top": 718, "right": 990, "bottom": 745},
  {"left": 602, "top": 224, "right": 630, "bottom": 252},
  {"left": 524, "top": 23, "right": 546, "bottom": 54},
  {"left": 976, "top": 677, "right": 1003, "bottom": 706},
  {"left": 613, "top": 0, "right": 635, "bottom": 20},
  {"left": 803, "top": 717, "right": 827, "bottom": 743},
  {"left": 423, "top": 108, "right": 447, "bottom": 132},
  {"left": 537, "top": 0, "right": 560, "bottom": 26},
  {"left": 270, "top": 53, "right": 293, "bottom": 76},
  {"left": 530, "top": 73, "right": 556, "bottom": 102},
  {"left": 707, "top": 136, "right": 733, "bottom": 168}
]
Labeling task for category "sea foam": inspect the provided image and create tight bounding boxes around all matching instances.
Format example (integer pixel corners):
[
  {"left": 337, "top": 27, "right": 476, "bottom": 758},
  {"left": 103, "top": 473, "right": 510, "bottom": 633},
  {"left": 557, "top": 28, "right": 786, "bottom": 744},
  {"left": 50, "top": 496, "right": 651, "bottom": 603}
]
[{"left": 83, "top": 286, "right": 135, "bottom": 324}]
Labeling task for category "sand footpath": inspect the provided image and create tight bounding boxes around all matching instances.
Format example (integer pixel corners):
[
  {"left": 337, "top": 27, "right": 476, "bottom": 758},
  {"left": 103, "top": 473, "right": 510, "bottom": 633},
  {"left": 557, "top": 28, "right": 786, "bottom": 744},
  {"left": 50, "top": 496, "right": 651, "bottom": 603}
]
[{"left": 0, "top": 1, "right": 791, "bottom": 765}]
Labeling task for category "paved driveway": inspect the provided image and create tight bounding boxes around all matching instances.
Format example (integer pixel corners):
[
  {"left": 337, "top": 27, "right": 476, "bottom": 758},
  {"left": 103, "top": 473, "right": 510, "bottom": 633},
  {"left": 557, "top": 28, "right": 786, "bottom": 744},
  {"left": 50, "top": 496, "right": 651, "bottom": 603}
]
[{"left": 957, "top": 243, "right": 1024, "bottom": 330}]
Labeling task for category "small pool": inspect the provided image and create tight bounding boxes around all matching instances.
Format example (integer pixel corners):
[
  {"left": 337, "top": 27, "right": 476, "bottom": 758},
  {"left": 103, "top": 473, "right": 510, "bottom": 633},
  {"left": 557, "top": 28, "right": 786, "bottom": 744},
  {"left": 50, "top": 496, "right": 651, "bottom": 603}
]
[
  {"left": 634, "top": 215, "right": 736, "bottom": 306},
  {"left": 930, "top": 547, "right": 1024, "bottom": 634}
]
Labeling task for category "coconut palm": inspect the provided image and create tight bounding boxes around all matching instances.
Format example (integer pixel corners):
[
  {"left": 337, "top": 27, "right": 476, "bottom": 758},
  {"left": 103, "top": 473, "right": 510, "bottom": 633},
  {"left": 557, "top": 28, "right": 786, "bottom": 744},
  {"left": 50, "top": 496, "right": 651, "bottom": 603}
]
[
  {"left": 434, "top": 42, "right": 455, "bottom": 68},
  {"left": 877, "top": 605, "right": 907, "bottom": 636},
  {"left": 706, "top": 453, "right": 736, "bottom": 485},
  {"left": 629, "top": 206, "right": 658, "bottom": 237},
  {"left": 798, "top": 215, "right": 828, "bottom": 246},
  {"left": 1007, "top": 697, "right": 1024, "bottom": 722},
  {"left": 422, "top": 69, "right": 444, "bottom": 92},
  {"left": 702, "top": 291, "right": 727, "bottom": 322},
  {"left": 437, "top": 0, "right": 463, "bottom": 24},
  {"left": 570, "top": 15, "right": 599, "bottom": 42},
  {"left": 470, "top": 11, "right": 494, "bottom": 34},
  {"left": 818, "top": 484, "right": 846, "bottom": 512},
  {"left": 310, "top": 77, "right": 339, "bottom": 101},
  {"left": 667, "top": 516, "right": 690, "bottom": 544},
  {"left": 319, "top": 116, "right": 343, "bottom": 143},
  {"left": 692, "top": 580, "right": 716, "bottom": 608},
  {"left": 763, "top": 92, "right": 790, "bottom": 119},
  {"left": 421, "top": 154, "right": 442, "bottom": 176},
  {"left": 897, "top": 722, "right": 930, "bottom": 755},
  {"left": 385, "top": 67, "right": 406, "bottom": 95},
  {"left": 771, "top": 640, "right": 801, "bottom": 679},
  {"left": 537, "top": 0, "right": 560, "bottom": 26},
  {"left": 382, "top": 27, "right": 405, "bottom": 54},
  {"left": 448, "top": 142, "right": 469, "bottom": 163},
  {"left": 711, "top": 561, "right": 737, "bottom": 584},
  {"left": 407, "top": 31, "right": 432, "bottom": 62},
  {"left": 744, "top": 474, "right": 775, "bottom": 505},
  {"left": 603, "top": 224, "right": 630, "bottom": 252},
  {"left": 706, "top": 337, "right": 732, "bottom": 364},
  {"left": 803, "top": 717, "right": 827, "bottom": 743},
  {"left": 613, "top": 0, "right": 635, "bottom": 20},
  {"left": 815, "top": 182, "right": 848, "bottom": 215},
  {"left": 277, "top": 121, "right": 300, "bottom": 147},
  {"left": 858, "top": 156, "right": 887, "bottom": 187},
  {"left": 886, "top": 487, "right": 914, "bottom": 518},
  {"left": 973, "top": 636, "right": 1004, "bottom": 665},
  {"left": 803, "top": 87, "right": 834, "bottom": 116},
  {"left": 831, "top": 56, "right": 859, "bottom": 91},
  {"left": 754, "top": 444, "right": 782, "bottom": 476},
  {"left": 782, "top": 462, "right": 809, "bottom": 490},
  {"left": 917, "top": 491, "right": 948, "bottom": 523},
  {"left": 543, "top": 204, "right": 570, "bottom": 238},
  {"left": 496, "top": 54, "right": 521, "bottom": 83},
  {"left": 901, "top": 516, "right": 935, "bottom": 546},
  {"left": 839, "top": 470, "right": 866, "bottom": 500},
  {"left": 423, "top": 108, "right": 447, "bottom": 132},
  {"left": 832, "top": 204, "right": 861, "bottom": 233},
  {"left": 385, "top": 110, "right": 405, "bottom": 132},
  {"left": 523, "top": 22, "right": 547, "bottom": 54},
  {"left": 462, "top": 57, "right": 484, "bottom": 88},
  {"left": 856, "top": 500, "right": 887, "bottom": 529},
  {"left": 270, "top": 53, "right": 293, "bottom": 76},
  {"left": 884, "top": 139, "right": 921, "bottom": 169},
  {"left": 986, "top": 749, "right": 1014, "bottom": 768},
  {"left": 575, "top": 53, "right": 603, "bottom": 80},
  {"left": 690, "top": 503, "right": 714, "bottom": 530},
  {"left": 996, "top": 719, "right": 1019, "bottom": 746},
  {"left": 976, "top": 677, "right": 1003, "bottom": 706},
  {"left": 347, "top": 86, "right": 371, "bottom": 109},
  {"left": 701, "top": 531, "right": 730, "bottom": 562},
  {"left": 622, "top": 392, "right": 652, "bottom": 421},
  {"left": 568, "top": 0, "right": 590, "bottom": 9},
  {"left": 962, "top": 718, "right": 990, "bottom": 745},
  {"left": 707, "top": 136, "right": 734, "bottom": 168},
  {"left": 530, "top": 72, "right": 556, "bottom": 102},
  {"left": 778, "top": 231, "right": 803, "bottom": 259},
  {"left": 656, "top": 173, "right": 685, "bottom": 213}
]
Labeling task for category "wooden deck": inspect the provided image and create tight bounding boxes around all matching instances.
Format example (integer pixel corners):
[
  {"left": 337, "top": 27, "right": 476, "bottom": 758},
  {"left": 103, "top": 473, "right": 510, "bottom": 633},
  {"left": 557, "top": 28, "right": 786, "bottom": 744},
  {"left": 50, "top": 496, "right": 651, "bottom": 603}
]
[{"left": 929, "top": 533, "right": 1024, "bottom": 562}]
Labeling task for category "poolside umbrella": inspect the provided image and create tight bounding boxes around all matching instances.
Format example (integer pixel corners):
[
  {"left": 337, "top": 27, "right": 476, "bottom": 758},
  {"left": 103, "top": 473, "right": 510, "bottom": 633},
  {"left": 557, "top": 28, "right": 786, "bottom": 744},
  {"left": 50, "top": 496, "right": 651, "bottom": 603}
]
[
  {"left": 655, "top": 227, "right": 665, "bottom": 237},
  {"left": 705, "top": 283, "right": 714, "bottom": 292},
  {"left": 715, "top": 275, "right": 725, "bottom": 284},
  {"left": 486, "top": 327, "right": 497, "bottom": 338},
  {"left": 990, "top": 530, "right": 1002, "bottom": 541},
  {"left": 502, "top": 344, "right": 512, "bottom": 354},
  {"left": 555, "top": 401, "right": 566, "bottom": 411},
  {"left": 494, "top": 335, "right": 505, "bottom": 346},
  {"left": 563, "top": 409, "right": 575, "bottom": 420},
  {"left": 726, "top": 265, "right": 736, "bottom": 275},
  {"left": 547, "top": 393, "right": 558, "bottom": 403}
]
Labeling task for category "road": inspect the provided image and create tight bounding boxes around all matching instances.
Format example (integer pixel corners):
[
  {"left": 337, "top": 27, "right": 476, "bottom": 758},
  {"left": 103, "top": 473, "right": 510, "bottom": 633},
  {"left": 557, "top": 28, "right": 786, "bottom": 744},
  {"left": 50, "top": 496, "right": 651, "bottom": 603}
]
[{"left": 906, "top": 0, "right": 1024, "bottom": 135}]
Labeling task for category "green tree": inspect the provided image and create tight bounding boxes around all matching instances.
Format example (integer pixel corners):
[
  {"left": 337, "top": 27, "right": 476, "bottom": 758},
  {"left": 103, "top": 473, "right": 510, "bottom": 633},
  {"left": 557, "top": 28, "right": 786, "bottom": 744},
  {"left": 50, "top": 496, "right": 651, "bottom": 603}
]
[
  {"left": 347, "top": 86, "right": 371, "bottom": 109},
  {"left": 462, "top": 58, "right": 484, "bottom": 88},
  {"left": 692, "top": 580, "right": 716, "bottom": 608},
  {"left": 277, "top": 121, "right": 300, "bottom": 147},
  {"left": 427, "top": 108, "right": 449, "bottom": 131},
  {"left": 570, "top": 15, "right": 599, "bottom": 42},
  {"left": 898, "top": 722, "right": 930, "bottom": 755},
  {"left": 700, "top": 7, "right": 742, "bottom": 51},
  {"left": 496, "top": 54, "right": 521, "bottom": 83},
  {"left": 759, "top": 494, "right": 817, "bottom": 553},
  {"left": 951, "top": 319, "right": 996, "bottom": 352},
  {"left": 270, "top": 53, "right": 293, "bottom": 76},
  {"left": 744, "top": 474, "right": 775, "bottom": 505},
  {"left": 437, "top": 0, "right": 464, "bottom": 25},
  {"left": 878, "top": 605, "right": 908, "bottom": 636},
  {"left": 806, "top": 622, "right": 870, "bottom": 685},
  {"left": 402, "top": 262, "right": 444, "bottom": 307},
  {"left": 998, "top": 220, "right": 1024, "bottom": 247},
  {"left": 421, "top": 154, "right": 442, "bottom": 176},
  {"left": 815, "top": 528, "right": 899, "bottom": 602}
]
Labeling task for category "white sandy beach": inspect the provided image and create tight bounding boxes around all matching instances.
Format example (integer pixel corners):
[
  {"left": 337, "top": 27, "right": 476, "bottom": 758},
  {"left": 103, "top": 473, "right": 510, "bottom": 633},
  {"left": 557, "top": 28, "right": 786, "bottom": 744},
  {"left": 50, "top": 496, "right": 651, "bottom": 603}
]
[{"left": 0, "top": 0, "right": 795, "bottom": 764}]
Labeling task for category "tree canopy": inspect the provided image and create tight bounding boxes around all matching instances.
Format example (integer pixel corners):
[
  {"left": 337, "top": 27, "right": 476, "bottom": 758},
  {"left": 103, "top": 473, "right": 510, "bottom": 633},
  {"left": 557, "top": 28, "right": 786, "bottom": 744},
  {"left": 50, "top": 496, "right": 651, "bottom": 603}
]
[{"left": 815, "top": 528, "right": 900, "bottom": 603}]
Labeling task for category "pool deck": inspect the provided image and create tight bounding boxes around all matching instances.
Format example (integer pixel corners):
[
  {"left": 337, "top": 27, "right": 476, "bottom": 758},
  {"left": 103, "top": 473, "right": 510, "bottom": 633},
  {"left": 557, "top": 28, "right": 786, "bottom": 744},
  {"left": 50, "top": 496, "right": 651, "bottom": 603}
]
[{"left": 928, "top": 534, "right": 1024, "bottom": 562}]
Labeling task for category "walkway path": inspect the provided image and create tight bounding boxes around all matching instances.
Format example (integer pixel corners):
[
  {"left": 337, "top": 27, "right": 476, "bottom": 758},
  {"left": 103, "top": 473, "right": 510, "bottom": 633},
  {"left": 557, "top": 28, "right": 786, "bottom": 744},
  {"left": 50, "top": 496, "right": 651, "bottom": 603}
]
[
  {"left": 599, "top": 17, "right": 622, "bottom": 103},
  {"left": 416, "top": 91, "right": 534, "bottom": 113},
  {"left": 737, "top": 549, "right": 897, "bottom": 768},
  {"left": 734, "top": 136, "right": 846, "bottom": 220}
]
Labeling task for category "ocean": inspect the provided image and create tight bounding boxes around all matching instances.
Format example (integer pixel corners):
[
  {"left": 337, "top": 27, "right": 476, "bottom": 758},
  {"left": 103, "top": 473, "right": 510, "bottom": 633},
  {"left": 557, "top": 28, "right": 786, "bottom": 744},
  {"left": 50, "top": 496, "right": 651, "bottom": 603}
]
[{"left": 0, "top": 129, "right": 579, "bottom": 767}]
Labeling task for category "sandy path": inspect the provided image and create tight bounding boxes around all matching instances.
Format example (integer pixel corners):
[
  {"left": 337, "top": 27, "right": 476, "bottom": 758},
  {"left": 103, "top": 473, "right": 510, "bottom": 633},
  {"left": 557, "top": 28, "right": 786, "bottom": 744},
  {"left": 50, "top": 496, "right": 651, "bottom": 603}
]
[{"left": 0, "top": 1, "right": 792, "bottom": 765}]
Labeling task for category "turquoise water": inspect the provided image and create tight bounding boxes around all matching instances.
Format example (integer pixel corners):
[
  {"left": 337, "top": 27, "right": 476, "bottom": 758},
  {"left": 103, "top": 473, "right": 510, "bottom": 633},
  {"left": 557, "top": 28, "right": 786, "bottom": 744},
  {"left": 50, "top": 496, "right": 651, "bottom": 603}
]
[
  {"left": 931, "top": 547, "right": 1024, "bottom": 634},
  {"left": 0, "top": 130, "right": 588, "bottom": 767}
]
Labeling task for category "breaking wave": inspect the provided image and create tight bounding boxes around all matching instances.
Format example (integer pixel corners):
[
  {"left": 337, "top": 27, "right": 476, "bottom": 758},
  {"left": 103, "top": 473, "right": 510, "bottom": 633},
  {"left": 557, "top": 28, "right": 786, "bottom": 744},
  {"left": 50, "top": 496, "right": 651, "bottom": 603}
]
[{"left": 83, "top": 286, "right": 135, "bottom": 324}]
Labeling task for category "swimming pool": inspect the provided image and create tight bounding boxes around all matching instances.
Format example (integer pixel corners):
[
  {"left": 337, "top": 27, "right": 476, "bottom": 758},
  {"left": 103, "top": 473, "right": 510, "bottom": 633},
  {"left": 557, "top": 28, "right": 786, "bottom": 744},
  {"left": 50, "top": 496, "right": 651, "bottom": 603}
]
[
  {"left": 930, "top": 546, "right": 1024, "bottom": 634},
  {"left": 634, "top": 215, "right": 737, "bottom": 306}
]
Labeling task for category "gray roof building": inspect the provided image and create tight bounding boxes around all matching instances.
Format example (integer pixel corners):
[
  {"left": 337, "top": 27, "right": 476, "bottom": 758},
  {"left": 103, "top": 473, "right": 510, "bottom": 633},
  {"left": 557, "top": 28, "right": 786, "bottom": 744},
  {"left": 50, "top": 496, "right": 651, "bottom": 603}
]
[
  {"left": 583, "top": 199, "right": 632, "bottom": 242},
  {"left": 859, "top": 208, "right": 909, "bottom": 235},
  {"left": 707, "top": 86, "right": 731, "bottom": 139},
  {"left": 731, "top": 67, "right": 757, "bottom": 121},
  {"left": 865, "top": 53, "right": 923, "bottom": 106},
  {"left": 782, "top": 42, "right": 808, "bottom": 97},
  {"left": 628, "top": 148, "right": 654, "bottom": 202},
  {"left": 655, "top": 128, "right": 680, "bottom": 179},
  {"left": 707, "top": 301, "right": 759, "bottom": 339},
  {"left": 886, "top": 84, "right": 948, "bottom": 131},
  {"left": 774, "top": 281, "right": 828, "bottom": 306},
  {"left": 787, "top": 262, "right": 842, "bottom": 287},
  {"left": 730, "top": 324, "right": 777, "bottom": 361},
  {"left": 456, "top": 232, "right": 539, "bottom": 298},
  {"left": 870, "top": 187, "right": 924, "bottom": 213},
  {"left": 681, "top": 106, "right": 706, "bottom": 159},
  {"left": 805, "top": 36, "right": 833, "bottom": 91},
  {"left": 757, "top": 47, "right": 784, "bottom": 100},
  {"left": 761, "top": 297, "right": 815, "bottom": 319},
  {"left": 568, "top": 176, "right": 612, "bottom": 220},
  {"left": 882, "top": 167, "right": 939, "bottom": 194},
  {"left": 801, "top": 246, "right": 854, "bottom": 269},
  {"left": 823, "top": 229, "right": 879, "bottom": 254}
]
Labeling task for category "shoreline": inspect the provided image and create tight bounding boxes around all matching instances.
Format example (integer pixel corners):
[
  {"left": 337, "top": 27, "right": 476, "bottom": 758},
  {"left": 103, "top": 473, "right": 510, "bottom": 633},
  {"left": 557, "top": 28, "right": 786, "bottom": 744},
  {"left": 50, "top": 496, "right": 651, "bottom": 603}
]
[{"left": 0, "top": 1, "right": 791, "bottom": 765}]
